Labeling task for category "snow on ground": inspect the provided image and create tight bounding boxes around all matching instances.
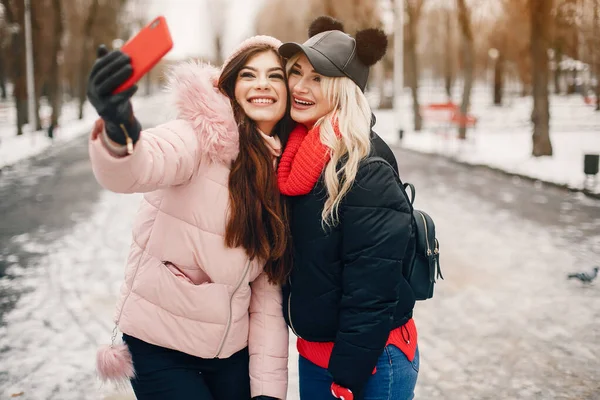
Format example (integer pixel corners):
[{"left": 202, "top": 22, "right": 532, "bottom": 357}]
[
  {"left": 373, "top": 85, "right": 600, "bottom": 195},
  {"left": 0, "top": 187, "right": 300, "bottom": 400},
  {"left": 2, "top": 146, "right": 599, "bottom": 399},
  {"left": 0, "top": 94, "right": 166, "bottom": 170},
  {"left": 0, "top": 190, "right": 141, "bottom": 400}
]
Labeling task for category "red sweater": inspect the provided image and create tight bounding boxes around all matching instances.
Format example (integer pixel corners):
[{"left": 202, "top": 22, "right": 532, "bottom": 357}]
[{"left": 297, "top": 319, "right": 418, "bottom": 371}]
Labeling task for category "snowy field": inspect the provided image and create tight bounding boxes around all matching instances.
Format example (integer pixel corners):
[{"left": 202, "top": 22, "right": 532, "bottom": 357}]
[{"left": 373, "top": 86, "right": 600, "bottom": 195}]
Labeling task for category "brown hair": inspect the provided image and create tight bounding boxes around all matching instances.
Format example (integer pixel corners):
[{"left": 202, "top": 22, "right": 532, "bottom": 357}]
[{"left": 218, "top": 44, "right": 292, "bottom": 285}]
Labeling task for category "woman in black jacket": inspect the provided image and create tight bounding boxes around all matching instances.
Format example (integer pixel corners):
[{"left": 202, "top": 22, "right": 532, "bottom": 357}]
[{"left": 276, "top": 16, "right": 419, "bottom": 400}]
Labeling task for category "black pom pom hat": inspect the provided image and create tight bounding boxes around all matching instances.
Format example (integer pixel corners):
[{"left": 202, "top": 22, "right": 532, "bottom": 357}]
[{"left": 279, "top": 16, "right": 388, "bottom": 92}]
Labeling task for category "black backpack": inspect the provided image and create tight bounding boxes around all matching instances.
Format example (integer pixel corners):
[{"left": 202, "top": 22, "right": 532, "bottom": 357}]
[{"left": 365, "top": 157, "right": 443, "bottom": 300}]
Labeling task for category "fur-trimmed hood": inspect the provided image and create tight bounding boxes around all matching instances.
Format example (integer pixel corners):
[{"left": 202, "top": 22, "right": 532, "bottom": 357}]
[{"left": 165, "top": 61, "right": 239, "bottom": 164}]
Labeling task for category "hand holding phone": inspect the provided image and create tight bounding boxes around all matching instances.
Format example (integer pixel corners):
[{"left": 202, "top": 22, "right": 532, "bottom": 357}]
[
  {"left": 87, "top": 48, "right": 140, "bottom": 152},
  {"left": 114, "top": 16, "right": 173, "bottom": 93},
  {"left": 86, "top": 16, "right": 172, "bottom": 153}
]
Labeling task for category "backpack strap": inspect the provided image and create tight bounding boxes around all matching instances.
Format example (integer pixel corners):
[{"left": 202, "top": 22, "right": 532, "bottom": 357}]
[
  {"left": 403, "top": 183, "right": 415, "bottom": 205},
  {"left": 362, "top": 156, "right": 415, "bottom": 209}
]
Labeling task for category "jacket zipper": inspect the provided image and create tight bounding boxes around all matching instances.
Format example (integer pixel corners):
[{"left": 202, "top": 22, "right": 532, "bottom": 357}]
[
  {"left": 416, "top": 210, "right": 437, "bottom": 283},
  {"left": 287, "top": 278, "right": 301, "bottom": 338},
  {"left": 416, "top": 211, "right": 432, "bottom": 256},
  {"left": 434, "top": 238, "right": 443, "bottom": 280},
  {"left": 214, "top": 259, "right": 251, "bottom": 358}
]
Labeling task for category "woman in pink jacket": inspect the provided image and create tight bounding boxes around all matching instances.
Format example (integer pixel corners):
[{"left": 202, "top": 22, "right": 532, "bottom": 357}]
[{"left": 87, "top": 36, "right": 291, "bottom": 400}]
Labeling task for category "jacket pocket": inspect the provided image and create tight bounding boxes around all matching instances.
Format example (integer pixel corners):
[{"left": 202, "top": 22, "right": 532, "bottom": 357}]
[
  {"left": 133, "top": 257, "right": 230, "bottom": 325},
  {"left": 163, "top": 261, "right": 195, "bottom": 284},
  {"left": 162, "top": 261, "right": 212, "bottom": 285}
]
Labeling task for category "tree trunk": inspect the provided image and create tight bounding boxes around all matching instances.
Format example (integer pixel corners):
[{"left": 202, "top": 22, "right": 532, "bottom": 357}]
[
  {"left": 214, "top": 34, "right": 223, "bottom": 65},
  {"left": 553, "top": 47, "right": 562, "bottom": 94},
  {"left": 33, "top": 93, "right": 41, "bottom": 131},
  {"left": 457, "top": 0, "right": 474, "bottom": 140},
  {"left": 31, "top": 2, "right": 43, "bottom": 131},
  {"left": 13, "top": 32, "right": 26, "bottom": 136},
  {"left": 493, "top": 52, "right": 504, "bottom": 106},
  {"left": 323, "top": 0, "right": 335, "bottom": 16},
  {"left": 529, "top": 0, "right": 553, "bottom": 157},
  {"left": 78, "top": 0, "right": 100, "bottom": 120},
  {"left": 0, "top": 55, "right": 6, "bottom": 100},
  {"left": 594, "top": 0, "right": 599, "bottom": 111},
  {"left": 375, "top": 63, "right": 393, "bottom": 109},
  {"left": 566, "top": 69, "right": 576, "bottom": 94},
  {"left": 444, "top": 9, "right": 453, "bottom": 100},
  {"left": 3, "top": 0, "right": 25, "bottom": 135},
  {"left": 406, "top": 2, "right": 422, "bottom": 131},
  {"left": 48, "top": 0, "right": 64, "bottom": 138}
]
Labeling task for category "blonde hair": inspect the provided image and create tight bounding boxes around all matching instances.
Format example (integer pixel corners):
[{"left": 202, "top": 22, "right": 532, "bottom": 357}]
[{"left": 286, "top": 55, "right": 372, "bottom": 226}]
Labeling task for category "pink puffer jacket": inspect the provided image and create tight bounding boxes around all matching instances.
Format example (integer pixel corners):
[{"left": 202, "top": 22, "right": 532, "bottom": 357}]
[{"left": 89, "top": 62, "right": 288, "bottom": 399}]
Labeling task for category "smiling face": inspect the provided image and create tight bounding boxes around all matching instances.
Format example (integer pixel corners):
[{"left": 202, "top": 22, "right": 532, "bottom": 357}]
[
  {"left": 234, "top": 50, "right": 287, "bottom": 135},
  {"left": 287, "top": 54, "right": 334, "bottom": 128}
]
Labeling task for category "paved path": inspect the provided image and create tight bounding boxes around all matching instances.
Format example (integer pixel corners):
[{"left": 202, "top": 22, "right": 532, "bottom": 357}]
[{"left": 393, "top": 146, "right": 600, "bottom": 400}]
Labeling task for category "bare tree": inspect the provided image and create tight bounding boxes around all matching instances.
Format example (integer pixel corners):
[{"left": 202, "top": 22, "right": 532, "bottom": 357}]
[
  {"left": 488, "top": 4, "right": 510, "bottom": 106},
  {"left": 314, "top": 1, "right": 382, "bottom": 35},
  {"left": 77, "top": 0, "right": 99, "bottom": 119},
  {"left": 47, "top": 0, "right": 63, "bottom": 137},
  {"left": 307, "top": 0, "right": 385, "bottom": 99},
  {"left": 255, "top": 0, "right": 309, "bottom": 43},
  {"left": 1, "top": 0, "right": 26, "bottom": 135},
  {"left": 529, "top": 0, "right": 553, "bottom": 156},
  {"left": 492, "top": 50, "right": 504, "bottom": 105},
  {"left": 456, "top": 0, "right": 474, "bottom": 139},
  {"left": 0, "top": 7, "right": 7, "bottom": 100},
  {"left": 594, "top": 0, "right": 599, "bottom": 110},
  {"left": 206, "top": 0, "right": 229, "bottom": 65},
  {"left": 0, "top": 0, "right": 133, "bottom": 137},
  {"left": 444, "top": 8, "right": 455, "bottom": 99},
  {"left": 552, "top": 0, "right": 580, "bottom": 94},
  {"left": 75, "top": 0, "right": 130, "bottom": 118},
  {"left": 405, "top": 0, "right": 425, "bottom": 131},
  {"left": 31, "top": 0, "right": 49, "bottom": 131}
]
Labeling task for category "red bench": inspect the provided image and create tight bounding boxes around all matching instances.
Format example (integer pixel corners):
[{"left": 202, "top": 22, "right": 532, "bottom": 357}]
[{"left": 421, "top": 102, "right": 478, "bottom": 131}]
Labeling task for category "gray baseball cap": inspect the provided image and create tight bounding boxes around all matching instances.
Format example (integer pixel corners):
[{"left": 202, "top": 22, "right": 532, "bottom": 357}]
[{"left": 279, "top": 30, "right": 370, "bottom": 91}]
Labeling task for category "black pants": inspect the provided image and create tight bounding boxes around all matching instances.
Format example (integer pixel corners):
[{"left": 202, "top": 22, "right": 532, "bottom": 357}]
[{"left": 123, "top": 334, "right": 251, "bottom": 400}]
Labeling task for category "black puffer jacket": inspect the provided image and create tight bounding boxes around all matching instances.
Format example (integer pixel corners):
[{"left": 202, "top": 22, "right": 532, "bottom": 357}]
[{"left": 282, "top": 130, "right": 416, "bottom": 396}]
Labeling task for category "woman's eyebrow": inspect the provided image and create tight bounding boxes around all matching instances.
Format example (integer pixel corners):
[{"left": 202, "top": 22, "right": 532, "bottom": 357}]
[
  {"left": 292, "top": 63, "right": 315, "bottom": 73},
  {"left": 241, "top": 66, "right": 284, "bottom": 72}
]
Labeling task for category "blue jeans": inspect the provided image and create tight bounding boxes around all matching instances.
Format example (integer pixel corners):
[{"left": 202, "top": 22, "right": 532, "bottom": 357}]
[{"left": 298, "top": 346, "right": 419, "bottom": 400}]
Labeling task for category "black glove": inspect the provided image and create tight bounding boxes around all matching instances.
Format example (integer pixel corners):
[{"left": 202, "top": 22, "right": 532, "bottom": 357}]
[
  {"left": 87, "top": 45, "right": 141, "bottom": 150},
  {"left": 252, "top": 397, "right": 280, "bottom": 400}
]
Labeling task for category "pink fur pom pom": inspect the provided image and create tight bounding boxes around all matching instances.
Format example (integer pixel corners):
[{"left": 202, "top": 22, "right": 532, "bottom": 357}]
[{"left": 96, "top": 343, "right": 135, "bottom": 384}]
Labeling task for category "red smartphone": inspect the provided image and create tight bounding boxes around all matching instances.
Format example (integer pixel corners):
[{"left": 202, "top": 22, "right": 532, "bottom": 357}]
[{"left": 114, "top": 16, "right": 173, "bottom": 93}]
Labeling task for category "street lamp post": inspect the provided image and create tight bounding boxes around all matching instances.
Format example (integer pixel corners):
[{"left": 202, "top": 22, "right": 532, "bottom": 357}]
[
  {"left": 24, "top": 0, "right": 36, "bottom": 136},
  {"left": 394, "top": 0, "right": 404, "bottom": 141}
]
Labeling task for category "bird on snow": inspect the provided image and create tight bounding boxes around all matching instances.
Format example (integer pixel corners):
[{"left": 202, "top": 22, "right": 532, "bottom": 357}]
[{"left": 567, "top": 266, "right": 599, "bottom": 284}]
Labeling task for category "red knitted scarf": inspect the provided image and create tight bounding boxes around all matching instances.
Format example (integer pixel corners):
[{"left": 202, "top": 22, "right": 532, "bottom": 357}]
[{"left": 278, "top": 123, "right": 338, "bottom": 196}]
